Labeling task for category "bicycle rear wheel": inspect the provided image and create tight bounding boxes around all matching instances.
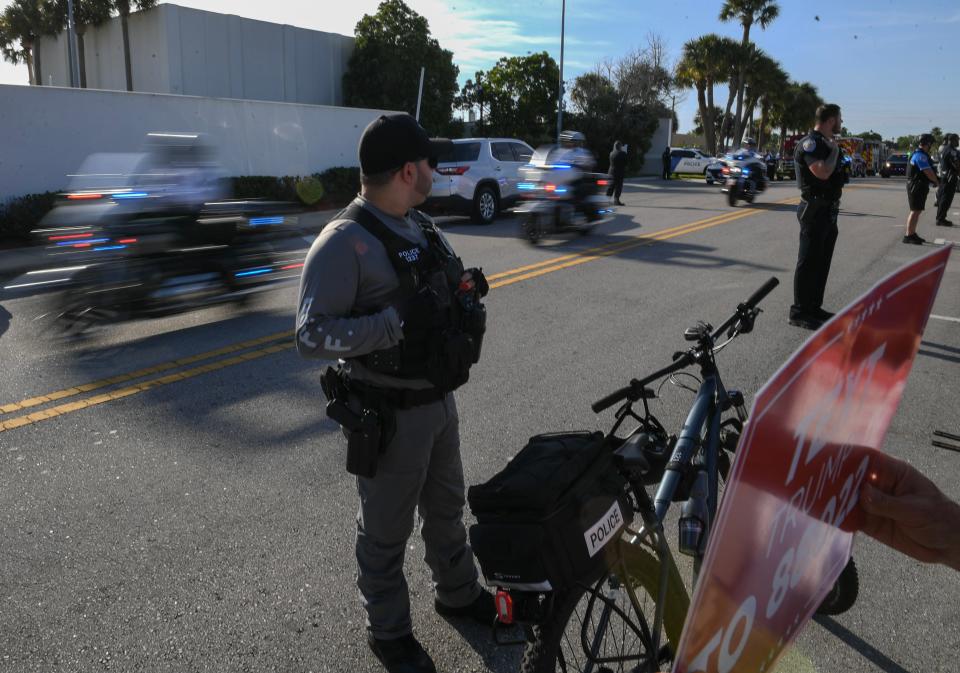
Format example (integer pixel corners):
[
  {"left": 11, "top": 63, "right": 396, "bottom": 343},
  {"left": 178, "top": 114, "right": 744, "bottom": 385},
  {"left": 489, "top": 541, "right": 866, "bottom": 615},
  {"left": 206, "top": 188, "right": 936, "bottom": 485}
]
[{"left": 520, "top": 544, "right": 688, "bottom": 673}]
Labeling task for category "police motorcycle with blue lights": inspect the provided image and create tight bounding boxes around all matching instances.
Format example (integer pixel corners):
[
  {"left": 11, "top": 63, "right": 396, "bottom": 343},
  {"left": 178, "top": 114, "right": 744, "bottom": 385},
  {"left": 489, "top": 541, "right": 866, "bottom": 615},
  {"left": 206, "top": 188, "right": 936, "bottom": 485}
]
[
  {"left": 515, "top": 130, "right": 615, "bottom": 244},
  {"left": 721, "top": 138, "right": 769, "bottom": 206},
  {"left": 29, "top": 134, "right": 297, "bottom": 337}
]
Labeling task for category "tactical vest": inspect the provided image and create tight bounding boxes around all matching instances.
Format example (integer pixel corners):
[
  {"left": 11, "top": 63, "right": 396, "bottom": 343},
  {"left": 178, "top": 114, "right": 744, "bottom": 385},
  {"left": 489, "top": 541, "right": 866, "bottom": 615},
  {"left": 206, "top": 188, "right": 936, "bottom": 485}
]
[
  {"left": 336, "top": 203, "right": 486, "bottom": 393},
  {"left": 939, "top": 146, "right": 959, "bottom": 181},
  {"left": 795, "top": 131, "right": 846, "bottom": 201},
  {"left": 907, "top": 149, "right": 934, "bottom": 190}
]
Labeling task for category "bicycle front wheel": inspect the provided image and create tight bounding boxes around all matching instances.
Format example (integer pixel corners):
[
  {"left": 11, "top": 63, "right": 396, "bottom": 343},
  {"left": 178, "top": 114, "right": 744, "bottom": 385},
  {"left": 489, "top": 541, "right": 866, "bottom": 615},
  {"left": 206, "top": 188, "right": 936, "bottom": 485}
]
[{"left": 520, "top": 543, "right": 689, "bottom": 673}]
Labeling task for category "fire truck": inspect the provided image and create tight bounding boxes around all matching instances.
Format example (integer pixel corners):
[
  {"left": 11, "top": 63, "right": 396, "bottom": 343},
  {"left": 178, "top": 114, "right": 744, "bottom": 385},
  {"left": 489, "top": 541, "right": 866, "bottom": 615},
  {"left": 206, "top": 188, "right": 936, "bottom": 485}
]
[{"left": 776, "top": 134, "right": 806, "bottom": 180}]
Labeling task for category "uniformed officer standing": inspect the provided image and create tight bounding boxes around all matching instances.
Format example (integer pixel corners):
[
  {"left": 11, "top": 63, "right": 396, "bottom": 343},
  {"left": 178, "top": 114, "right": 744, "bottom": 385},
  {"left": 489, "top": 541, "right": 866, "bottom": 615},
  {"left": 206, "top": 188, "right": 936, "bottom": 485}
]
[
  {"left": 904, "top": 133, "right": 940, "bottom": 245},
  {"left": 935, "top": 133, "right": 959, "bottom": 227},
  {"left": 296, "top": 114, "right": 494, "bottom": 673},
  {"left": 607, "top": 140, "right": 627, "bottom": 206},
  {"left": 789, "top": 104, "right": 848, "bottom": 331}
]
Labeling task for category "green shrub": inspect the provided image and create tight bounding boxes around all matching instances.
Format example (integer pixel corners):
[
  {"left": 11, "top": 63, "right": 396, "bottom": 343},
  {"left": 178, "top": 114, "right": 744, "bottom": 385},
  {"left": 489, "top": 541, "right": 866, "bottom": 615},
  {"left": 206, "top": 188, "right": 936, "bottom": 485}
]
[
  {"left": 317, "top": 167, "right": 361, "bottom": 204},
  {"left": 230, "top": 176, "right": 299, "bottom": 202},
  {"left": 0, "top": 191, "right": 60, "bottom": 243},
  {"left": 0, "top": 167, "right": 364, "bottom": 244}
]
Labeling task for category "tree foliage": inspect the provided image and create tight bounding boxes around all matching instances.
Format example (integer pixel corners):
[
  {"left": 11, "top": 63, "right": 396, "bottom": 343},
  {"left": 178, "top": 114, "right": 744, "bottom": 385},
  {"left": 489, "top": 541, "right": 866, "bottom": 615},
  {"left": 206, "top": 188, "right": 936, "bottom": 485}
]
[
  {"left": 719, "top": 0, "right": 780, "bottom": 146},
  {"left": 343, "top": 0, "right": 459, "bottom": 134},
  {"left": 0, "top": 0, "right": 60, "bottom": 85},
  {"left": 768, "top": 81, "right": 822, "bottom": 148},
  {"left": 675, "top": 33, "right": 741, "bottom": 155},
  {"left": 460, "top": 52, "right": 559, "bottom": 144},
  {"left": 568, "top": 39, "right": 677, "bottom": 173}
]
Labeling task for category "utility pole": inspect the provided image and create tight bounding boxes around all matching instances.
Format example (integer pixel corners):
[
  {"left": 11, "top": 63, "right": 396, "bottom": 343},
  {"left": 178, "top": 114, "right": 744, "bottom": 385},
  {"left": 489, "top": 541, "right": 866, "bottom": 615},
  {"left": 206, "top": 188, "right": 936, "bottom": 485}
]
[
  {"left": 476, "top": 73, "right": 484, "bottom": 130},
  {"left": 66, "top": 0, "right": 80, "bottom": 87},
  {"left": 415, "top": 67, "right": 425, "bottom": 122},
  {"left": 556, "top": 0, "right": 565, "bottom": 145}
]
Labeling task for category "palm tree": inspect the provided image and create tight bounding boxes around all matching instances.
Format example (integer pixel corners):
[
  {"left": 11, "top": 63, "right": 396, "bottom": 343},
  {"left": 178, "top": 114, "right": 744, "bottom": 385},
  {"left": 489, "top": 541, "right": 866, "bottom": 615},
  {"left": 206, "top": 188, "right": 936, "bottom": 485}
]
[
  {"left": 111, "top": 0, "right": 156, "bottom": 91},
  {"left": 675, "top": 34, "right": 739, "bottom": 156},
  {"left": 740, "top": 52, "right": 787, "bottom": 148},
  {"left": 719, "top": 0, "right": 780, "bottom": 147},
  {"left": 769, "top": 81, "right": 822, "bottom": 152},
  {"left": 716, "top": 40, "right": 752, "bottom": 153},
  {"left": 0, "top": 0, "right": 57, "bottom": 85},
  {"left": 0, "top": 11, "right": 32, "bottom": 84}
]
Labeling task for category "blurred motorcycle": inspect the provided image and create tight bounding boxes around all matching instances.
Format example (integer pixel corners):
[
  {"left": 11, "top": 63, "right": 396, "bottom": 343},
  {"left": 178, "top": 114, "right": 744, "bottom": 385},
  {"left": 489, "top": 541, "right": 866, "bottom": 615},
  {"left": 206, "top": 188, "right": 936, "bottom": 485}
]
[
  {"left": 33, "top": 220, "right": 301, "bottom": 338},
  {"left": 516, "top": 145, "right": 615, "bottom": 244},
  {"left": 721, "top": 152, "right": 768, "bottom": 207}
]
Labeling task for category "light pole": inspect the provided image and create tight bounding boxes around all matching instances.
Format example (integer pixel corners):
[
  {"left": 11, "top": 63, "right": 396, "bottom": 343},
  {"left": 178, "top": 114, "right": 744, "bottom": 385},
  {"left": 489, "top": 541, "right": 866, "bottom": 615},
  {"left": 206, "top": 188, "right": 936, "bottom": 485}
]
[
  {"left": 66, "top": 0, "right": 80, "bottom": 87},
  {"left": 556, "top": 0, "right": 565, "bottom": 145}
]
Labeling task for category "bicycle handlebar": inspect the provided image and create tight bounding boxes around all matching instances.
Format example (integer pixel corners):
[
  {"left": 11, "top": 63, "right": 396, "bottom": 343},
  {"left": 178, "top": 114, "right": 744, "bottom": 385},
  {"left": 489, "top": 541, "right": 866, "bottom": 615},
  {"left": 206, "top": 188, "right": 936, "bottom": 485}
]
[
  {"left": 592, "top": 277, "right": 779, "bottom": 414},
  {"left": 745, "top": 276, "right": 779, "bottom": 310},
  {"left": 591, "top": 352, "right": 695, "bottom": 413}
]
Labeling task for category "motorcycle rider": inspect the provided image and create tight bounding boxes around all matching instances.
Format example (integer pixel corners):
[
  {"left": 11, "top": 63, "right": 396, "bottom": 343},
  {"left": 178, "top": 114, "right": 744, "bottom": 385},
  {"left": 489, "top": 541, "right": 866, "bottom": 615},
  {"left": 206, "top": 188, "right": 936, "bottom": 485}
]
[
  {"left": 727, "top": 138, "right": 768, "bottom": 194},
  {"left": 546, "top": 130, "right": 598, "bottom": 219},
  {"left": 935, "top": 133, "right": 959, "bottom": 227}
]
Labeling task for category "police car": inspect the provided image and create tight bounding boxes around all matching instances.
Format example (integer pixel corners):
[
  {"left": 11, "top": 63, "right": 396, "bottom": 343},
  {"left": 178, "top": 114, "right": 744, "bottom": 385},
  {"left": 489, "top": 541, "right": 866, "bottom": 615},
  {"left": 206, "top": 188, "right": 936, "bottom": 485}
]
[{"left": 668, "top": 148, "right": 715, "bottom": 177}]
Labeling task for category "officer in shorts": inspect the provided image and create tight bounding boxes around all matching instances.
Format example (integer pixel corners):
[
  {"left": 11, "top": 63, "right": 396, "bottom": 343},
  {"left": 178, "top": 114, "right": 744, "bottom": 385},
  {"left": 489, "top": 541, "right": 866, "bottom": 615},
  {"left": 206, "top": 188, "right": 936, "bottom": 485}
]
[
  {"left": 904, "top": 134, "right": 940, "bottom": 245},
  {"left": 296, "top": 114, "right": 494, "bottom": 673}
]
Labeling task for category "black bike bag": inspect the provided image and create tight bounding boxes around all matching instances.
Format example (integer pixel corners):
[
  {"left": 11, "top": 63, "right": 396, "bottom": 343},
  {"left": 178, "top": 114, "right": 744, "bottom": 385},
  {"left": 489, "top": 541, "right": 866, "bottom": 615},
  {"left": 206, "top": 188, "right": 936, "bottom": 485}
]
[{"left": 467, "top": 431, "right": 632, "bottom": 592}]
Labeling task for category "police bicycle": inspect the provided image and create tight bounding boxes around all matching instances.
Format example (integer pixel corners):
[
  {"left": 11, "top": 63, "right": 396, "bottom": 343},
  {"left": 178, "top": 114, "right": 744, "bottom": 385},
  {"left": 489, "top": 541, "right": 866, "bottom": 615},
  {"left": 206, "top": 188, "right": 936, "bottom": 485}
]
[{"left": 512, "top": 278, "right": 859, "bottom": 673}]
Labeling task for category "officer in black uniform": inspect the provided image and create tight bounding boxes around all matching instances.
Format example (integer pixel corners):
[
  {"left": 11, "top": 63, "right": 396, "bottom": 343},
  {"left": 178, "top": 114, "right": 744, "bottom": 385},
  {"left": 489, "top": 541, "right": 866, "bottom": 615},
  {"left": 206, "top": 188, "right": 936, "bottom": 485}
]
[
  {"left": 935, "top": 133, "right": 959, "bottom": 227},
  {"left": 296, "top": 114, "right": 494, "bottom": 673},
  {"left": 790, "top": 103, "right": 848, "bottom": 331},
  {"left": 904, "top": 133, "right": 940, "bottom": 244}
]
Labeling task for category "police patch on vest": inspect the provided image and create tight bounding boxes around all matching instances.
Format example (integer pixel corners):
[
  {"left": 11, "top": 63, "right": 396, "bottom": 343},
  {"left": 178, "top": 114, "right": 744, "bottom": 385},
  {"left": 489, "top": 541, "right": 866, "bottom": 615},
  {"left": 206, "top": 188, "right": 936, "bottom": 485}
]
[
  {"left": 802, "top": 138, "right": 816, "bottom": 152},
  {"left": 398, "top": 248, "right": 421, "bottom": 263},
  {"left": 584, "top": 500, "right": 625, "bottom": 557}
]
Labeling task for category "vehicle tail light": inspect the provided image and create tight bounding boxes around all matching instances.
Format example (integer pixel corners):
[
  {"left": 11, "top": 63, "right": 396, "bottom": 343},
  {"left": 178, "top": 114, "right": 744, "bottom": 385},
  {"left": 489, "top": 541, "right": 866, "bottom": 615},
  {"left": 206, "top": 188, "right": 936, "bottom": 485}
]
[
  {"left": 66, "top": 193, "right": 103, "bottom": 200},
  {"left": 544, "top": 183, "right": 557, "bottom": 192},
  {"left": 436, "top": 166, "right": 470, "bottom": 176},
  {"left": 48, "top": 233, "right": 93, "bottom": 241},
  {"left": 495, "top": 590, "right": 514, "bottom": 624},
  {"left": 596, "top": 179, "right": 609, "bottom": 186}
]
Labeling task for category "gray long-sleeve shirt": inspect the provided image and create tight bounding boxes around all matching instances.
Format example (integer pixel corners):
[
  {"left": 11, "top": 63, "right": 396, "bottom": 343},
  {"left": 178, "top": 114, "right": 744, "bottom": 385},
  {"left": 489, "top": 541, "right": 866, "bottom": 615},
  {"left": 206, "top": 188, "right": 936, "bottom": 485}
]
[{"left": 295, "top": 195, "right": 442, "bottom": 390}]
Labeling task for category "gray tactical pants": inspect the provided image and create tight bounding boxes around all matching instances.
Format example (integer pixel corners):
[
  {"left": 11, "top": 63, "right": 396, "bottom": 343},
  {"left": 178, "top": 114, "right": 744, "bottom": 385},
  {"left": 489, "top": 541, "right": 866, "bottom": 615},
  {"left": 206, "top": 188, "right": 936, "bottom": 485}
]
[{"left": 356, "top": 393, "right": 481, "bottom": 640}]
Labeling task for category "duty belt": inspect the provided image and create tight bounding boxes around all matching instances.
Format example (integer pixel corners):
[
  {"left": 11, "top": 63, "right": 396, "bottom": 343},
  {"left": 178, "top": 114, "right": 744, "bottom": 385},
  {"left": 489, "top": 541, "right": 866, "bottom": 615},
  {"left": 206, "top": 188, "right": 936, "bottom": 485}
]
[{"left": 345, "top": 376, "right": 446, "bottom": 410}]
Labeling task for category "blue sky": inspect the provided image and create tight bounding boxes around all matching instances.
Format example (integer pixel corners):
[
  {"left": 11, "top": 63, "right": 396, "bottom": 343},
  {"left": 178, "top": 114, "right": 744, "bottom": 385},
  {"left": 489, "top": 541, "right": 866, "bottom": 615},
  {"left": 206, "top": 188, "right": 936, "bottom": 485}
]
[{"left": 2, "top": 0, "right": 958, "bottom": 139}]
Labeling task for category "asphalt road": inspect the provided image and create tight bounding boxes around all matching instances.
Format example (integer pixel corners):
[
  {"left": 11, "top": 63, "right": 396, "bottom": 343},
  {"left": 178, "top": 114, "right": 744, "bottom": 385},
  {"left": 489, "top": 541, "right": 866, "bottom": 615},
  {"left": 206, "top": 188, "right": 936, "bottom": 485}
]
[{"left": 1, "top": 177, "right": 958, "bottom": 673}]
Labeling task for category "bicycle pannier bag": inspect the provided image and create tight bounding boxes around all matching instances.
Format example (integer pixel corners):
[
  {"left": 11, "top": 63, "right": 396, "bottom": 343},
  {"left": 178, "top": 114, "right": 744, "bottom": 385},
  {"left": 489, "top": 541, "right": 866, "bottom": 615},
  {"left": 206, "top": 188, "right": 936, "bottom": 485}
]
[{"left": 467, "top": 431, "right": 633, "bottom": 592}]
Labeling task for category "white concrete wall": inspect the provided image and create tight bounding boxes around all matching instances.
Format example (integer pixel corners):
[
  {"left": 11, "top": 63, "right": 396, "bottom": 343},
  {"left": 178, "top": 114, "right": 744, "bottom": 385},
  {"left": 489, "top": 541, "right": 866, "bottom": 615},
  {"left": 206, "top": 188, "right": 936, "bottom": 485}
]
[
  {"left": 34, "top": 3, "right": 353, "bottom": 106},
  {"left": 0, "top": 84, "right": 396, "bottom": 200},
  {"left": 641, "top": 118, "right": 673, "bottom": 175}
]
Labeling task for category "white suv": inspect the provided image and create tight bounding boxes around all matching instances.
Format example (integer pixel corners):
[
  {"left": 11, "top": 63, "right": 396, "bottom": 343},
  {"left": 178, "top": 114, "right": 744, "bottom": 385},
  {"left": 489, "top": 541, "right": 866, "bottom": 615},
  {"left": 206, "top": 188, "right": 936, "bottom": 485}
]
[{"left": 427, "top": 138, "right": 535, "bottom": 224}]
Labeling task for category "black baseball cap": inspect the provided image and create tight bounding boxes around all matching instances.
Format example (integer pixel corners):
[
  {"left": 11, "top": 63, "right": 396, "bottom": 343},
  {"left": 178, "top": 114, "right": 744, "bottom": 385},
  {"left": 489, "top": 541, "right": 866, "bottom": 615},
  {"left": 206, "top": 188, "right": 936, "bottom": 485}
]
[{"left": 358, "top": 114, "right": 453, "bottom": 174}]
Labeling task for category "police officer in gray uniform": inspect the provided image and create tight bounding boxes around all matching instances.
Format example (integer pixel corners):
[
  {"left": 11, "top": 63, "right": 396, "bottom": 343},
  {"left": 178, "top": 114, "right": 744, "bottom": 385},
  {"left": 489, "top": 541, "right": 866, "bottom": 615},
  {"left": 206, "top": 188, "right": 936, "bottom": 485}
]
[{"left": 296, "top": 114, "right": 494, "bottom": 673}]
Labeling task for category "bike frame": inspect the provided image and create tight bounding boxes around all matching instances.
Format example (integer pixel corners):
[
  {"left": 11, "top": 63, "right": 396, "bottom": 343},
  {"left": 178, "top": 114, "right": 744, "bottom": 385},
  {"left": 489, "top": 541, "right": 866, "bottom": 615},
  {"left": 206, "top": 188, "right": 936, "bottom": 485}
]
[{"left": 555, "top": 277, "right": 777, "bottom": 672}]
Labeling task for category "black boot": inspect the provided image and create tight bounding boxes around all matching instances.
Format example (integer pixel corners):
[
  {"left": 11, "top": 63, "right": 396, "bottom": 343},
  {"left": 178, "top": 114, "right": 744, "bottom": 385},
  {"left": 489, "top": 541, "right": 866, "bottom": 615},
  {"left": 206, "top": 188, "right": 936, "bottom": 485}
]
[
  {"left": 435, "top": 589, "right": 497, "bottom": 625},
  {"left": 367, "top": 634, "right": 437, "bottom": 673}
]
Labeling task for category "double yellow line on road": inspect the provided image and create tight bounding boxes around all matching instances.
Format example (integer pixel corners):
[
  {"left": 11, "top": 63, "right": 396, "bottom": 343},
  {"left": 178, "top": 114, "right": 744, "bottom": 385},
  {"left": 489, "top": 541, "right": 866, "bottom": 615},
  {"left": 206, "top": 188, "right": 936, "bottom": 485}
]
[
  {"left": 488, "top": 204, "right": 781, "bottom": 289},
  {"left": 0, "top": 199, "right": 798, "bottom": 434}
]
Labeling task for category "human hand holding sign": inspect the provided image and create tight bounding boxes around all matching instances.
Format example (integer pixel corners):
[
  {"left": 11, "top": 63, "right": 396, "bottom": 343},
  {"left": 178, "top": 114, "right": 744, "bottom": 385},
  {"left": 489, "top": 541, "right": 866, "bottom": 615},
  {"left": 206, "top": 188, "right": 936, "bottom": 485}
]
[{"left": 859, "top": 451, "right": 960, "bottom": 572}]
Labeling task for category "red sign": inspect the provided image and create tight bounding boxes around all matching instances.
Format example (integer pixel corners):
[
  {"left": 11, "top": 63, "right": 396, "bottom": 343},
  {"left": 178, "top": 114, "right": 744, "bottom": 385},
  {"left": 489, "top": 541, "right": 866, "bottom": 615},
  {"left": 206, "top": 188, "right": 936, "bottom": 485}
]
[{"left": 672, "top": 246, "right": 951, "bottom": 673}]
